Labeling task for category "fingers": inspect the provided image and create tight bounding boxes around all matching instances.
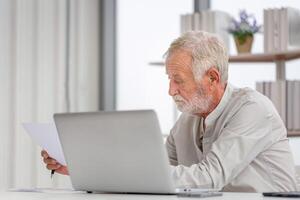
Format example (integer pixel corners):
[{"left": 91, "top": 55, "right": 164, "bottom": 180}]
[
  {"left": 46, "top": 163, "right": 62, "bottom": 171},
  {"left": 55, "top": 166, "right": 69, "bottom": 175},
  {"left": 41, "top": 150, "right": 59, "bottom": 165},
  {"left": 41, "top": 150, "right": 60, "bottom": 168},
  {"left": 43, "top": 157, "right": 57, "bottom": 165},
  {"left": 46, "top": 164, "right": 69, "bottom": 175},
  {"left": 41, "top": 150, "right": 69, "bottom": 176},
  {"left": 41, "top": 150, "right": 49, "bottom": 159}
]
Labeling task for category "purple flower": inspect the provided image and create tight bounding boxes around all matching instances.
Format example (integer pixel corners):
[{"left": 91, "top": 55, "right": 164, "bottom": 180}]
[{"left": 228, "top": 10, "right": 261, "bottom": 35}]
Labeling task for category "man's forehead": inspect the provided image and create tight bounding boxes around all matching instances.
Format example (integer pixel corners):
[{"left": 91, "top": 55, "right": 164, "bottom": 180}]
[
  {"left": 166, "top": 53, "right": 193, "bottom": 74},
  {"left": 166, "top": 67, "right": 188, "bottom": 75},
  {"left": 165, "top": 64, "right": 194, "bottom": 78}
]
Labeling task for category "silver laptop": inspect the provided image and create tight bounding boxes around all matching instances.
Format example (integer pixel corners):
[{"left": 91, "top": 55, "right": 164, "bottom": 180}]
[{"left": 54, "top": 110, "right": 220, "bottom": 196}]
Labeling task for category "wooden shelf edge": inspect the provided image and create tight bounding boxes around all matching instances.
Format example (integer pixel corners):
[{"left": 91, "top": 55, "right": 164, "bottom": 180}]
[
  {"left": 287, "top": 130, "right": 300, "bottom": 137},
  {"left": 150, "top": 49, "right": 300, "bottom": 65},
  {"left": 149, "top": 62, "right": 165, "bottom": 66},
  {"left": 229, "top": 49, "right": 300, "bottom": 63}
]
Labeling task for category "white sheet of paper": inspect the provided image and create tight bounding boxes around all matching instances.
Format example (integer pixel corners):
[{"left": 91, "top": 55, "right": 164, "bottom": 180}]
[{"left": 22, "top": 123, "right": 66, "bottom": 166}]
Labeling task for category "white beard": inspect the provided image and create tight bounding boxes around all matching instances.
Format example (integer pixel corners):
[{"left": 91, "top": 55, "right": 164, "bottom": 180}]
[{"left": 173, "top": 89, "right": 213, "bottom": 115}]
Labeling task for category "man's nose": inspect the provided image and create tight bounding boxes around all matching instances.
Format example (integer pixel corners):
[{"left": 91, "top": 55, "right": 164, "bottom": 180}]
[{"left": 169, "top": 80, "right": 179, "bottom": 96}]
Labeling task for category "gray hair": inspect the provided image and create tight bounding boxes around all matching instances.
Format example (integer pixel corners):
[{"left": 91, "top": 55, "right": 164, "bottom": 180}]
[{"left": 165, "top": 31, "right": 229, "bottom": 83}]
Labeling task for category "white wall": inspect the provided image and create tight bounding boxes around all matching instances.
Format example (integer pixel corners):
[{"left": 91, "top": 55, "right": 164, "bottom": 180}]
[{"left": 117, "top": 0, "right": 193, "bottom": 134}]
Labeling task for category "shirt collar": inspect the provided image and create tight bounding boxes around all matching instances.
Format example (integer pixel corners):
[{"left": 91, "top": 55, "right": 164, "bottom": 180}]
[{"left": 204, "top": 83, "right": 234, "bottom": 127}]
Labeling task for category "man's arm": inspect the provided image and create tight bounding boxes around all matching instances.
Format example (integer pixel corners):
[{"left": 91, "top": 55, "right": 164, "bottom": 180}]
[
  {"left": 165, "top": 130, "right": 178, "bottom": 166},
  {"left": 171, "top": 101, "right": 275, "bottom": 189}
]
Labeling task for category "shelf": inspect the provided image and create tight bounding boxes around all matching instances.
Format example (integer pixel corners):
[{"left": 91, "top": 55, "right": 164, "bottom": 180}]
[
  {"left": 149, "top": 62, "right": 165, "bottom": 66},
  {"left": 229, "top": 49, "right": 300, "bottom": 63},
  {"left": 150, "top": 49, "right": 300, "bottom": 80},
  {"left": 287, "top": 130, "right": 300, "bottom": 137},
  {"left": 149, "top": 49, "right": 300, "bottom": 66}
]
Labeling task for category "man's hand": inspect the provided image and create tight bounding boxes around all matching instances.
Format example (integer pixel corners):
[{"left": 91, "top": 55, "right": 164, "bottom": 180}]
[{"left": 41, "top": 150, "right": 69, "bottom": 175}]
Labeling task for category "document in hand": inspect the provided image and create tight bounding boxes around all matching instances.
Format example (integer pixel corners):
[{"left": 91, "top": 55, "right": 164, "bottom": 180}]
[{"left": 22, "top": 123, "right": 66, "bottom": 165}]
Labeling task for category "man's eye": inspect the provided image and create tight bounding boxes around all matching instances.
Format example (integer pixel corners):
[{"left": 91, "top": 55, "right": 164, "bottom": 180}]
[{"left": 175, "top": 79, "right": 184, "bottom": 84}]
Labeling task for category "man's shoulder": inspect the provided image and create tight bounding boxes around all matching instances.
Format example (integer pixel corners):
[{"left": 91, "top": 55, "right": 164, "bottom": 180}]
[
  {"left": 231, "top": 86, "right": 269, "bottom": 105},
  {"left": 225, "top": 85, "right": 274, "bottom": 118}
]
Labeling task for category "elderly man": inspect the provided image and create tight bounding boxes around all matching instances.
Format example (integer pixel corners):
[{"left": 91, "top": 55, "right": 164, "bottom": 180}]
[
  {"left": 164, "top": 31, "right": 297, "bottom": 192},
  {"left": 42, "top": 31, "right": 297, "bottom": 192}
]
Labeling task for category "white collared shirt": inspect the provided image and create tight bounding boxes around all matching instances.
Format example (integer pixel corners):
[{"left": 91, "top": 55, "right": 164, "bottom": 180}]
[{"left": 166, "top": 83, "right": 298, "bottom": 192}]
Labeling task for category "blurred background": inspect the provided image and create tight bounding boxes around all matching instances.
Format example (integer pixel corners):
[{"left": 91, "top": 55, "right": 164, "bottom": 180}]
[{"left": 0, "top": 0, "right": 300, "bottom": 190}]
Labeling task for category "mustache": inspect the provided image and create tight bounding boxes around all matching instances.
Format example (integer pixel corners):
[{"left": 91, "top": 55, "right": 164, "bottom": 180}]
[{"left": 173, "top": 95, "right": 185, "bottom": 101}]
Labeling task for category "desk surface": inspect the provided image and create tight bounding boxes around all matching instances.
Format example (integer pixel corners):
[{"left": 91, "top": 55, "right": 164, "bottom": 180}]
[{"left": 0, "top": 190, "right": 294, "bottom": 200}]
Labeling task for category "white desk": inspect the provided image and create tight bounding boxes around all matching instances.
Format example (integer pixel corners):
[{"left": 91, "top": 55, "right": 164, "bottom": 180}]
[{"left": 0, "top": 191, "right": 294, "bottom": 200}]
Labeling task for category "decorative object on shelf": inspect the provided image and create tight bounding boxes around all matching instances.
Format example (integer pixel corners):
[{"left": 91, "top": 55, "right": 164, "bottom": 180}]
[
  {"left": 263, "top": 7, "right": 300, "bottom": 53},
  {"left": 229, "top": 10, "right": 261, "bottom": 54},
  {"left": 256, "top": 80, "right": 300, "bottom": 133},
  {"left": 180, "top": 11, "right": 232, "bottom": 50}
]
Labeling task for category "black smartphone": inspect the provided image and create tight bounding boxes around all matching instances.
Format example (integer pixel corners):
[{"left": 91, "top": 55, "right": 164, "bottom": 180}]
[{"left": 263, "top": 192, "right": 300, "bottom": 198}]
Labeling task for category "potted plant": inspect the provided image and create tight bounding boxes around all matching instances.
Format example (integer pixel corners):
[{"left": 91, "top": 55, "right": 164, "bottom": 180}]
[{"left": 229, "top": 10, "right": 261, "bottom": 54}]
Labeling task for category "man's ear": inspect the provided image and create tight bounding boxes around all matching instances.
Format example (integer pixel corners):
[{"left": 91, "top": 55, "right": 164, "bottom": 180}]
[{"left": 207, "top": 67, "right": 220, "bottom": 84}]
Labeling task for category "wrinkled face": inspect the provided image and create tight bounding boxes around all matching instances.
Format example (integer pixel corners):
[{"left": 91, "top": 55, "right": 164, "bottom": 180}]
[{"left": 166, "top": 51, "right": 214, "bottom": 115}]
